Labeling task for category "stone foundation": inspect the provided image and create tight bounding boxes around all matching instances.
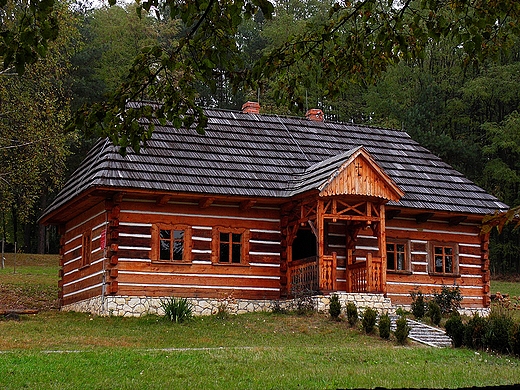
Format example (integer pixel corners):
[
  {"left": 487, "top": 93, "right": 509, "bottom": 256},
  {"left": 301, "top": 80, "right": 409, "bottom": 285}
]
[
  {"left": 61, "top": 292, "right": 396, "bottom": 317},
  {"left": 61, "top": 292, "right": 489, "bottom": 318}
]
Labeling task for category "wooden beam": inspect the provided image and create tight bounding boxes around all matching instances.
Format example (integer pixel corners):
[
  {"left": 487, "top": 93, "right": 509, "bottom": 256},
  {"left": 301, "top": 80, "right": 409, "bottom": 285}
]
[
  {"left": 112, "top": 192, "right": 124, "bottom": 204},
  {"left": 240, "top": 199, "right": 256, "bottom": 211},
  {"left": 198, "top": 197, "right": 215, "bottom": 209},
  {"left": 448, "top": 216, "right": 467, "bottom": 226},
  {"left": 386, "top": 209, "right": 401, "bottom": 220},
  {"left": 415, "top": 212, "right": 434, "bottom": 224},
  {"left": 156, "top": 195, "right": 171, "bottom": 206}
]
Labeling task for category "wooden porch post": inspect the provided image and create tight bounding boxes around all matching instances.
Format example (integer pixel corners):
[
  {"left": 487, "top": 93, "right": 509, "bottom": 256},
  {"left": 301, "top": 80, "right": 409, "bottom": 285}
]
[
  {"left": 366, "top": 252, "right": 373, "bottom": 293},
  {"left": 346, "top": 249, "right": 353, "bottom": 292},
  {"left": 317, "top": 199, "right": 325, "bottom": 291},
  {"left": 379, "top": 203, "right": 387, "bottom": 294}
]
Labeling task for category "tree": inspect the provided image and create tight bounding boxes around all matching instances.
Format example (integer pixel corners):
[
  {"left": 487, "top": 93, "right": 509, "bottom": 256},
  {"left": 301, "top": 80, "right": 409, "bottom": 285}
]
[
  {"left": 64, "top": 0, "right": 520, "bottom": 154},
  {"left": 0, "top": 0, "right": 78, "bottom": 252}
]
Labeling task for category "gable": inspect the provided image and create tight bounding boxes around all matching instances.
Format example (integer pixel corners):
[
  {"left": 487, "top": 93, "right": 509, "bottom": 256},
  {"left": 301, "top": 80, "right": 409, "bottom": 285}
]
[{"left": 318, "top": 150, "right": 404, "bottom": 201}]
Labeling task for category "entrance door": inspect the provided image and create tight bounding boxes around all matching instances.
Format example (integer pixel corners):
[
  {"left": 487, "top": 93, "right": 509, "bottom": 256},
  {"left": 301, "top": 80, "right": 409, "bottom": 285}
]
[{"left": 292, "top": 228, "right": 316, "bottom": 261}]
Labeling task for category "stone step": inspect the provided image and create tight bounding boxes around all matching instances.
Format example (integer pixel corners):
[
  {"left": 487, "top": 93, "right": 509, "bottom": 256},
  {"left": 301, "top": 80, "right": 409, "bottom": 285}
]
[{"left": 390, "top": 317, "right": 452, "bottom": 348}]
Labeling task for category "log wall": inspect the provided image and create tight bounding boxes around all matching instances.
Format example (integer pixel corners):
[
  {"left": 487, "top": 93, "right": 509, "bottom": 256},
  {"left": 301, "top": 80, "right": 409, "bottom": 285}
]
[
  {"left": 60, "top": 202, "right": 108, "bottom": 306},
  {"left": 58, "top": 195, "right": 489, "bottom": 310},
  {"left": 322, "top": 216, "right": 488, "bottom": 308},
  {"left": 110, "top": 198, "right": 282, "bottom": 301}
]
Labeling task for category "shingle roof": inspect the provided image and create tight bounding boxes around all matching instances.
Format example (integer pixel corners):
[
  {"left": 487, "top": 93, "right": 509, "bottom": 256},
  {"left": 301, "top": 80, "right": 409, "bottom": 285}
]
[{"left": 41, "top": 107, "right": 508, "bottom": 221}]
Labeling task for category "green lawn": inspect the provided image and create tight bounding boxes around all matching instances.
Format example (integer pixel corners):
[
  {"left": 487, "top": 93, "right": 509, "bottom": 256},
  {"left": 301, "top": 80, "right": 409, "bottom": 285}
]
[
  {"left": 1, "top": 311, "right": 520, "bottom": 389},
  {"left": 1, "top": 256, "right": 520, "bottom": 389},
  {"left": 491, "top": 279, "right": 520, "bottom": 298}
]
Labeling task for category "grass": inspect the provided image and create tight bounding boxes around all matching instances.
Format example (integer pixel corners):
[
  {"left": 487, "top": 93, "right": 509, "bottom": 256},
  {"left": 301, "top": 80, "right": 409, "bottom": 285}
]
[
  {"left": 0, "top": 254, "right": 59, "bottom": 311},
  {"left": 491, "top": 279, "right": 520, "bottom": 298},
  {"left": 1, "top": 255, "right": 519, "bottom": 389},
  {"left": 1, "top": 311, "right": 520, "bottom": 389}
]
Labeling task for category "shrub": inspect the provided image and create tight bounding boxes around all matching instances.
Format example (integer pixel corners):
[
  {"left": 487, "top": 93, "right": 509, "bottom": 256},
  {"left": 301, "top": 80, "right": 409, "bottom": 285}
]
[
  {"left": 410, "top": 290, "right": 426, "bottom": 319},
  {"left": 483, "top": 305, "right": 514, "bottom": 354},
  {"left": 293, "top": 287, "right": 316, "bottom": 315},
  {"left": 463, "top": 313, "right": 487, "bottom": 350},
  {"left": 161, "top": 297, "right": 193, "bottom": 323},
  {"left": 433, "top": 286, "right": 463, "bottom": 315},
  {"left": 395, "top": 307, "right": 408, "bottom": 317},
  {"left": 362, "top": 307, "right": 377, "bottom": 334},
  {"left": 512, "top": 323, "right": 520, "bottom": 357},
  {"left": 346, "top": 302, "right": 358, "bottom": 327},
  {"left": 271, "top": 301, "right": 288, "bottom": 314},
  {"left": 378, "top": 312, "right": 391, "bottom": 340},
  {"left": 427, "top": 300, "right": 442, "bottom": 326},
  {"left": 329, "top": 294, "right": 341, "bottom": 320},
  {"left": 445, "top": 312, "right": 465, "bottom": 348},
  {"left": 394, "top": 315, "right": 410, "bottom": 345}
]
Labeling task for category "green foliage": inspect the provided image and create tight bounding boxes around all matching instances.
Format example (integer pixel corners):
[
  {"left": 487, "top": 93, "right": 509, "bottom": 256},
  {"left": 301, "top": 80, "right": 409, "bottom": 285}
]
[
  {"left": 410, "top": 290, "right": 426, "bottom": 319},
  {"left": 433, "top": 286, "right": 463, "bottom": 315},
  {"left": 328, "top": 293, "right": 341, "bottom": 320},
  {"left": 483, "top": 305, "right": 514, "bottom": 354},
  {"left": 378, "top": 312, "right": 391, "bottom": 340},
  {"left": 512, "top": 323, "right": 520, "bottom": 356},
  {"left": 0, "top": 1, "right": 79, "bottom": 250},
  {"left": 361, "top": 307, "right": 377, "bottom": 334},
  {"left": 427, "top": 300, "right": 442, "bottom": 326},
  {"left": 292, "top": 287, "right": 316, "bottom": 315},
  {"left": 445, "top": 312, "right": 465, "bottom": 348},
  {"left": 161, "top": 297, "right": 193, "bottom": 323},
  {"left": 464, "top": 314, "right": 487, "bottom": 350},
  {"left": 394, "top": 315, "right": 410, "bottom": 345},
  {"left": 346, "top": 302, "right": 358, "bottom": 327},
  {"left": 395, "top": 307, "right": 409, "bottom": 317}
]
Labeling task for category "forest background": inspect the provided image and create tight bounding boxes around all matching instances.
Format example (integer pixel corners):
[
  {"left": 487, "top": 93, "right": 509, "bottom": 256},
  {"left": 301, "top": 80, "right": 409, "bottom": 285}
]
[{"left": 1, "top": 0, "right": 520, "bottom": 275}]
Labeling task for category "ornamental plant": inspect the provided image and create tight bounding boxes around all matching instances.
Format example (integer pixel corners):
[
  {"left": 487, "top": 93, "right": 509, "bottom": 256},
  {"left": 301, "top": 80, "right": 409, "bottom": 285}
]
[
  {"left": 434, "top": 286, "right": 463, "bottom": 314},
  {"left": 362, "top": 307, "right": 377, "bottom": 334},
  {"left": 346, "top": 302, "right": 358, "bottom": 327},
  {"left": 378, "top": 312, "right": 391, "bottom": 340},
  {"left": 445, "top": 312, "right": 465, "bottom": 348},
  {"left": 161, "top": 297, "right": 193, "bottom": 323},
  {"left": 394, "top": 315, "right": 410, "bottom": 345},
  {"left": 410, "top": 290, "right": 426, "bottom": 319},
  {"left": 427, "top": 300, "right": 442, "bottom": 326},
  {"left": 329, "top": 294, "right": 341, "bottom": 320}
]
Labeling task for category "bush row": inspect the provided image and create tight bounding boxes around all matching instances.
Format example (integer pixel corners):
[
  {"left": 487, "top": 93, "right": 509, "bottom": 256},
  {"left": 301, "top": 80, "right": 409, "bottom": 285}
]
[
  {"left": 445, "top": 304, "right": 520, "bottom": 356},
  {"left": 328, "top": 294, "right": 410, "bottom": 345}
]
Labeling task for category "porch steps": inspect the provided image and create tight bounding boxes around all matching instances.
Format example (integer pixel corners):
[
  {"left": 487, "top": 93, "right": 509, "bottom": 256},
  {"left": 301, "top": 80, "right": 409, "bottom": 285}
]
[{"left": 390, "top": 317, "right": 452, "bottom": 348}]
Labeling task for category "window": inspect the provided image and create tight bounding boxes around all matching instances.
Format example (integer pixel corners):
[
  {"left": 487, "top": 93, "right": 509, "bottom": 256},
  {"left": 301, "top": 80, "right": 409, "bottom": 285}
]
[
  {"left": 219, "top": 232, "right": 243, "bottom": 263},
  {"left": 152, "top": 224, "right": 191, "bottom": 262},
  {"left": 160, "top": 229, "right": 185, "bottom": 261},
  {"left": 81, "top": 231, "right": 92, "bottom": 267},
  {"left": 386, "top": 241, "right": 409, "bottom": 272},
  {"left": 430, "top": 242, "right": 458, "bottom": 276},
  {"left": 212, "top": 228, "right": 249, "bottom": 264}
]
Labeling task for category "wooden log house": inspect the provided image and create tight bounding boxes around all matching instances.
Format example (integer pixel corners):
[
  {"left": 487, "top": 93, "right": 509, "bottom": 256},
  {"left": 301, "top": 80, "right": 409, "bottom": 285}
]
[{"left": 40, "top": 101, "right": 508, "bottom": 315}]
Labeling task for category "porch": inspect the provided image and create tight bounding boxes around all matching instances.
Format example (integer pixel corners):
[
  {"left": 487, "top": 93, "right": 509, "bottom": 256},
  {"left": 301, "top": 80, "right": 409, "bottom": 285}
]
[{"left": 286, "top": 251, "right": 385, "bottom": 296}]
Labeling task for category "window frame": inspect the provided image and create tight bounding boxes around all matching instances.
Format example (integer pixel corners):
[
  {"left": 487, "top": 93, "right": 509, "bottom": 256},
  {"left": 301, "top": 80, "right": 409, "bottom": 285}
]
[
  {"left": 386, "top": 239, "right": 411, "bottom": 274},
  {"left": 151, "top": 223, "right": 192, "bottom": 263},
  {"left": 211, "top": 227, "right": 250, "bottom": 265},
  {"left": 81, "top": 230, "right": 92, "bottom": 268},
  {"left": 428, "top": 241, "right": 459, "bottom": 277}
]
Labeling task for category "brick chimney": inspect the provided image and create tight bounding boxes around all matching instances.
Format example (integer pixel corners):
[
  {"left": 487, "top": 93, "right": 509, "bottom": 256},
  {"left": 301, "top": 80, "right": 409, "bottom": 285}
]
[
  {"left": 305, "top": 108, "right": 324, "bottom": 122},
  {"left": 242, "top": 101, "right": 260, "bottom": 114}
]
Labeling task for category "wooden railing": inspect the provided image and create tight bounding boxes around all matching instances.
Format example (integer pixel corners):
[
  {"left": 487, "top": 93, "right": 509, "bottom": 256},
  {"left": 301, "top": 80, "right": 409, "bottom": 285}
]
[
  {"left": 320, "top": 253, "right": 337, "bottom": 292},
  {"left": 287, "top": 256, "right": 319, "bottom": 294},
  {"left": 347, "top": 261, "right": 367, "bottom": 292},
  {"left": 366, "top": 253, "right": 383, "bottom": 293},
  {"left": 346, "top": 252, "right": 383, "bottom": 293}
]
